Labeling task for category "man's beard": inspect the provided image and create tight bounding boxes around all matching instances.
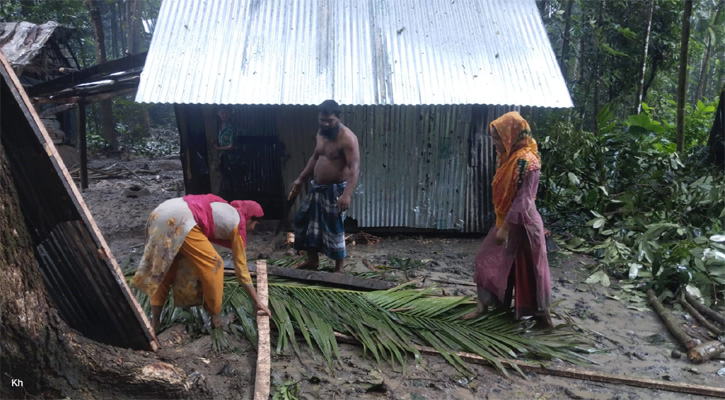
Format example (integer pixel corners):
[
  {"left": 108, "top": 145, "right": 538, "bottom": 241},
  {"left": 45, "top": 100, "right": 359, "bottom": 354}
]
[{"left": 320, "top": 124, "right": 340, "bottom": 140}]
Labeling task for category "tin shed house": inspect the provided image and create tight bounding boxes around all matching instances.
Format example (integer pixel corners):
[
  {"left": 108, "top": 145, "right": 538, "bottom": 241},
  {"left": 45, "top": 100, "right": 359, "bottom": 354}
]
[{"left": 136, "top": 0, "right": 572, "bottom": 232}]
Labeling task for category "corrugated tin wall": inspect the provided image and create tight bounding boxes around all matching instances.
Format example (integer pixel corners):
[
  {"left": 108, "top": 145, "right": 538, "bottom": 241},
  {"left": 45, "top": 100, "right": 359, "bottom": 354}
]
[
  {"left": 195, "top": 104, "right": 519, "bottom": 232},
  {"left": 465, "top": 105, "right": 520, "bottom": 232},
  {"left": 345, "top": 105, "right": 469, "bottom": 230}
]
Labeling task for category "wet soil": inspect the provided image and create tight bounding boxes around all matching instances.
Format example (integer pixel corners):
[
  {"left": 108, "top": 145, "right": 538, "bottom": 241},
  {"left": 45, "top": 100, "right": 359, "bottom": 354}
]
[{"left": 80, "top": 156, "right": 725, "bottom": 400}]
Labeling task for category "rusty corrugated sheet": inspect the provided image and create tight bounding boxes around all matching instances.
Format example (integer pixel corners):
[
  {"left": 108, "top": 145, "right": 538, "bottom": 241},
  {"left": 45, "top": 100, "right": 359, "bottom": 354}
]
[
  {"left": 137, "top": 0, "right": 571, "bottom": 108},
  {"left": 0, "top": 21, "right": 78, "bottom": 79}
]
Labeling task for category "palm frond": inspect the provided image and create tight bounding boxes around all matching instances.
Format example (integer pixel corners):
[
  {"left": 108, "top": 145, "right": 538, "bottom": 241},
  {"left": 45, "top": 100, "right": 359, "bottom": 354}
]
[{"left": 125, "top": 270, "right": 593, "bottom": 376}]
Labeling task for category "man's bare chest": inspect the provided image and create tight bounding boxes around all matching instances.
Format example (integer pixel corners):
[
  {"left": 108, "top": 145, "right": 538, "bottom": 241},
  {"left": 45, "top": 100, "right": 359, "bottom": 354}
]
[{"left": 317, "top": 142, "right": 345, "bottom": 160}]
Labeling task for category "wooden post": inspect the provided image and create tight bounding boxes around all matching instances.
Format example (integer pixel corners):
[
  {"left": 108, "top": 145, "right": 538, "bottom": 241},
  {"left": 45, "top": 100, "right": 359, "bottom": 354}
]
[
  {"left": 253, "top": 260, "right": 270, "bottom": 400},
  {"left": 78, "top": 97, "right": 88, "bottom": 189}
]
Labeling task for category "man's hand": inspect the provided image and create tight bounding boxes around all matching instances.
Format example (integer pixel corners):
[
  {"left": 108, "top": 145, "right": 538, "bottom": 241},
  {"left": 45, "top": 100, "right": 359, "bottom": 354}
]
[
  {"left": 494, "top": 226, "right": 509, "bottom": 246},
  {"left": 288, "top": 179, "right": 302, "bottom": 201},
  {"left": 255, "top": 302, "right": 271, "bottom": 317},
  {"left": 337, "top": 193, "right": 351, "bottom": 213}
]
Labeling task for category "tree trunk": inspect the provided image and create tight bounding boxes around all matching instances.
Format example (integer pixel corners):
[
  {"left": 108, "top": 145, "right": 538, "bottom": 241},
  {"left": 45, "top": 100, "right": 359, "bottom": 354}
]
[
  {"left": 0, "top": 141, "right": 192, "bottom": 399},
  {"left": 86, "top": 0, "right": 118, "bottom": 150},
  {"left": 676, "top": 0, "right": 693, "bottom": 153},
  {"left": 695, "top": 2, "right": 723, "bottom": 103},
  {"left": 110, "top": 0, "right": 120, "bottom": 59},
  {"left": 559, "top": 0, "right": 574, "bottom": 82},
  {"left": 19, "top": 0, "right": 33, "bottom": 16},
  {"left": 634, "top": 0, "right": 654, "bottom": 114},
  {"left": 592, "top": 0, "right": 606, "bottom": 136},
  {"left": 125, "top": 0, "right": 151, "bottom": 137},
  {"left": 695, "top": 36, "right": 713, "bottom": 104},
  {"left": 126, "top": 0, "right": 144, "bottom": 55}
]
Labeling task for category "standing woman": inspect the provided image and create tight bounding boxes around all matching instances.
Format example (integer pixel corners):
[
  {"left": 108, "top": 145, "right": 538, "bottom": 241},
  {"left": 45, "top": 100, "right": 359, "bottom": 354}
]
[
  {"left": 463, "top": 111, "right": 552, "bottom": 328},
  {"left": 131, "top": 194, "right": 270, "bottom": 333}
]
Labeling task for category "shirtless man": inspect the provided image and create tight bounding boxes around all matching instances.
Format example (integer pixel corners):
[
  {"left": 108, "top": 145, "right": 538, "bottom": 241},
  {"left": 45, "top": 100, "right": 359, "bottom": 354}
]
[{"left": 288, "top": 100, "right": 360, "bottom": 273}]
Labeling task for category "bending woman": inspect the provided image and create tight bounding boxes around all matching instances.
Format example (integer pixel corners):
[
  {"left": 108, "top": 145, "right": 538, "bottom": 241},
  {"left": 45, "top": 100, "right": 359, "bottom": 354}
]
[
  {"left": 131, "top": 194, "right": 270, "bottom": 333},
  {"left": 464, "top": 111, "right": 552, "bottom": 328}
]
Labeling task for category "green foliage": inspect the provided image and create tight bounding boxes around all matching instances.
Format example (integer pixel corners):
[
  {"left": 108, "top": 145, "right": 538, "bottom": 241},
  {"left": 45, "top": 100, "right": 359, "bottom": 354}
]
[
  {"left": 0, "top": 0, "right": 89, "bottom": 29},
  {"left": 538, "top": 97, "right": 724, "bottom": 303},
  {"left": 272, "top": 380, "right": 300, "bottom": 400}
]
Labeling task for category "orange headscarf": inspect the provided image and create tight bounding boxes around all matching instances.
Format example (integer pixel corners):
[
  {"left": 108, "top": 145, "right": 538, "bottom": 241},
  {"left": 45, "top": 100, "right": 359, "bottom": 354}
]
[{"left": 490, "top": 111, "right": 541, "bottom": 228}]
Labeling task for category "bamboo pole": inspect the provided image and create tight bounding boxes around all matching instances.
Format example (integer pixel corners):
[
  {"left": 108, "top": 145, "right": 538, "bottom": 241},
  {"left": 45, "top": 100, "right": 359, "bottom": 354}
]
[
  {"left": 685, "top": 292, "right": 725, "bottom": 327},
  {"left": 253, "top": 260, "right": 270, "bottom": 400},
  {"left": 647, "top": 289, "right": 698, "bottom": 349},
  {"left": 331, "top": 333, "right": 725, "bottom": 398}
]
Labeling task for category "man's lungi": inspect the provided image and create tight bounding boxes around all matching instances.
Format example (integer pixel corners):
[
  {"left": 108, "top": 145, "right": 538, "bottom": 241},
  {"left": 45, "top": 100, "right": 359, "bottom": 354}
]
[{"left": 294, "top": 180, "right": 346, "bottom": 259}]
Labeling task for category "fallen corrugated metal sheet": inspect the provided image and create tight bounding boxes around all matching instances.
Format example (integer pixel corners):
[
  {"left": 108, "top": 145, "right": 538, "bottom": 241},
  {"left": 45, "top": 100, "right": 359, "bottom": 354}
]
[
  {"left": 0, "top": 50, "right": 156, "bottom": 350},
  {"left": 0, "top": 21, "right": 78, "bottom": 80},
  {"left": 137, "top": 0, "right": 572, "bottom": 108}
]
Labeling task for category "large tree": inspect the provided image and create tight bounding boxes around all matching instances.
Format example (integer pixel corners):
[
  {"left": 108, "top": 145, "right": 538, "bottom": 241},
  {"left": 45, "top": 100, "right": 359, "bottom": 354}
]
[
  {"left": 676, "top": 0, "right": 693, "bottom": 152},
  {"left": 0, "top": 140, "right": 189, "bottom": 398},
  {"left": 86, "top": 0, "right": 117, "bottom": 150}
]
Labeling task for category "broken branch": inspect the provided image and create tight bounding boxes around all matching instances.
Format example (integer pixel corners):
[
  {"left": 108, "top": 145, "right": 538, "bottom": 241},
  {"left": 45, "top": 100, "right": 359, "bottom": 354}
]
[
  {"left": 685, "top": 292, "right": 725, "bottom": 327},
  {"left": 680, "top": 293, "right": 724, "bottom": 336},
  {"left": 121, "top": 165, "right": 151, "bottom": 185},
  {"left": 646, "top": 289, "right": 698, "bottom": 350},
  {"left": 688, "top": 340, "right": 725, "bottom": 364}
]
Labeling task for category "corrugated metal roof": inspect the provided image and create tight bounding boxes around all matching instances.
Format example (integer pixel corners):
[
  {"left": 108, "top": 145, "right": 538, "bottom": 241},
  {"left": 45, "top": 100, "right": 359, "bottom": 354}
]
[
  {"left": 0, "top": 21, "right": 78, "bottom": 77},
  {"left": 137, "top": 0, "right": 572, "bottom": 108}
]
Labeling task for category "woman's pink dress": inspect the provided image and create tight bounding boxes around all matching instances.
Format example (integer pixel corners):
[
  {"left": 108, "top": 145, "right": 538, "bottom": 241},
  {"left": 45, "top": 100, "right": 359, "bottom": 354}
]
[{"left": 474, "top": 169, "right": 551, "bottom": 318}]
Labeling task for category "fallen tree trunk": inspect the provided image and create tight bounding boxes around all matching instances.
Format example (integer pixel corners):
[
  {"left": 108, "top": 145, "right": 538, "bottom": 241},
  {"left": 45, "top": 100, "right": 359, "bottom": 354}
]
[
  {"left": 680, "top": 294, "right": 724, "bottom": 336},
  {"left": 685, "top": 292, "right": 725, "bottom": 327},
  {"left": 332, "top": 332, "right": 725, "bottom": 398},
  {"left": 688, "top": 340, "right": 725, "bottom": 364},
  {"left": 647, "top": 289, "right": 698, "bottom": 349}
]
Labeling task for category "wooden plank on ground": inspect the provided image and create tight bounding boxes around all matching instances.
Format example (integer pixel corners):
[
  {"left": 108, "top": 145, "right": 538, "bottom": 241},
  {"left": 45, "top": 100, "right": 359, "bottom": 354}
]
[
  {"left": 225, "top": 263, "right": 396, "bottom": 291},
  {"left": 253, "top": 260, "right": 271, "bottom": 400}
]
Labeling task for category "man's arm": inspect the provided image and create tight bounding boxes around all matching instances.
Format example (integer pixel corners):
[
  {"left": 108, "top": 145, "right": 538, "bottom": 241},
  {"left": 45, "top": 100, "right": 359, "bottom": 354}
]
[
  {"left": 337, "top": 133, "right": 360, "bottom": 212},
  {"left": 288, "top": 137, "right": 319, "bottom": 199}
]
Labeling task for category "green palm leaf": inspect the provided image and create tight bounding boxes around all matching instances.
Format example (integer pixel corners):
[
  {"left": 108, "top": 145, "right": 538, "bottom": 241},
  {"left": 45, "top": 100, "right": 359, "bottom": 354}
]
[{"left": 126, "top": 271, "right": 592, "bottom": 377}]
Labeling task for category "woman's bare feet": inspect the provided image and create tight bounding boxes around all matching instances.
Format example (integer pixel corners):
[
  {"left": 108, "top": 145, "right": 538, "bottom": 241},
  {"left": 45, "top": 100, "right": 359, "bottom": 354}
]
[
  {"left": 460, "top": 310, "right": 482, "bottom": 320},
  {"left": 211, "top": 313, "right": 236, "bottom": 328},
  {"left": 533, "top": 310, "right": 553, "bottom": 329},
  {"left": 460, "top": 303, "right": 488, "bottom": 320}
]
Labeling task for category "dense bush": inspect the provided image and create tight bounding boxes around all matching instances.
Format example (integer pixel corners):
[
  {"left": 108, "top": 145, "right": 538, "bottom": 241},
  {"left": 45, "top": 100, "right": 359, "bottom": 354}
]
[{"left": 536, "top": 98, "right": 724, "bottom": 304}]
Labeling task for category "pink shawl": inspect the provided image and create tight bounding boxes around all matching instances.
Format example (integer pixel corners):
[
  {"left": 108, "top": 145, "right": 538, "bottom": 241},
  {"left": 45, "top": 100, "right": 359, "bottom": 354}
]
[{"left": 183, "top": 195, "right": 264, "bottom": 248}]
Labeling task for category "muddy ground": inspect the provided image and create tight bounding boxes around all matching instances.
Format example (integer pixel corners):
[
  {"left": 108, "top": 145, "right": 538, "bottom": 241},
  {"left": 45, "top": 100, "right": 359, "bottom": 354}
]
[{"left": 78, "top": 156, "right": 725, "bottom": 400}]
